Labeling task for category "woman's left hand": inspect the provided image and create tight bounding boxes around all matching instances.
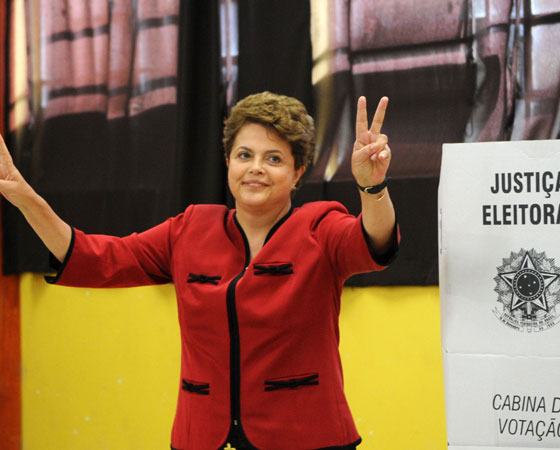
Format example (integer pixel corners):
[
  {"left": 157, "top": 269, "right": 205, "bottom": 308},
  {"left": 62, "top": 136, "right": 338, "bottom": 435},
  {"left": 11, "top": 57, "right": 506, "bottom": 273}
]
[{"left": 351, "top": 96, "right": 390, "bottom": 188}]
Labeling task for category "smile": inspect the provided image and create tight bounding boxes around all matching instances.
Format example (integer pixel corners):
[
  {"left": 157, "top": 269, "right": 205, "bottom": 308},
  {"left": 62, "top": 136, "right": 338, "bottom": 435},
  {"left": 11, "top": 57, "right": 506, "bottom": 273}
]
[{"left": 242, "top": 182, "right": 269, "bottom": 187}]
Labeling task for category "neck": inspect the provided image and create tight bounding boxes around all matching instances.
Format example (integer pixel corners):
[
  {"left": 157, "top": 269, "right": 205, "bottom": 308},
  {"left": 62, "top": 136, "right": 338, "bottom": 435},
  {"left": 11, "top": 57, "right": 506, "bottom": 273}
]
[
  {"left": 235, "top": 201, "right": 292, "bottom": 237},
  {"left": 235, "top": 201, "right": 292, "bottom": 262}
]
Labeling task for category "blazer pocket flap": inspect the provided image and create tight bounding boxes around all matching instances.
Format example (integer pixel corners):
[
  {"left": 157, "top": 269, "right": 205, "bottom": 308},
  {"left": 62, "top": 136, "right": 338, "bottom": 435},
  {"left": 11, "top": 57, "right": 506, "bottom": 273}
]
[
  {"left": 182, "top": 379, "right": 210, "bottom": 395},
  {"left": 264, "top": 373, "right": 318, "bottom": 391},
  {"left": 187, "top": 273, "right": 221, "bottom": 285},
  {"left": 253, "top": 263, "right": 294, "bottom": 276}
]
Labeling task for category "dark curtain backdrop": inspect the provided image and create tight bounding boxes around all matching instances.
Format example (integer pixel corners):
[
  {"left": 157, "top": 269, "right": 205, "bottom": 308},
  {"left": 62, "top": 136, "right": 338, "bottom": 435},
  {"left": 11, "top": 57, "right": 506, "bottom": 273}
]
[
  {"left": 178, "top": 0, "right": 226, "bottom": 207},
  {"left": 6, "top": 0, "right": 557, "bottom": 286},
  {"left": 3, "top": 0, "right": 225, "bottom": 274},
  {"left": 237, "top": 0, "right": 314, "bottom": 116},
  {"left": 300, "top": 0, "right": 560, "bottom": 286}
]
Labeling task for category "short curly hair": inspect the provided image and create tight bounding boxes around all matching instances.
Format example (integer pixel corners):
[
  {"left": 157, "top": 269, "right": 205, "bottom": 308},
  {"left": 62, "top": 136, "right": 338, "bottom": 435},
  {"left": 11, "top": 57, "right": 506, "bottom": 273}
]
[{"left": 223, "top": 92, "right": 315, "bottom": 174}]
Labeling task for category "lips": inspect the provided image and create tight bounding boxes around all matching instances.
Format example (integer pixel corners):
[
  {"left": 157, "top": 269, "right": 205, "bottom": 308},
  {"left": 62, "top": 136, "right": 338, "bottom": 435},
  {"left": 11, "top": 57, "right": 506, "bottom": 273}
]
[{"left": 242, "top": 180, "right": 269, "bottom": 188}]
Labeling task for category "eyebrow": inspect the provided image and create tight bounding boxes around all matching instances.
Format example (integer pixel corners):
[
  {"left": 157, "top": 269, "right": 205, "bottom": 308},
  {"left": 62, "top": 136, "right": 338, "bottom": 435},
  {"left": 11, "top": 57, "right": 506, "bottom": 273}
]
[{"left": 235, "top": 146, "right": 284, "bottom": 154}]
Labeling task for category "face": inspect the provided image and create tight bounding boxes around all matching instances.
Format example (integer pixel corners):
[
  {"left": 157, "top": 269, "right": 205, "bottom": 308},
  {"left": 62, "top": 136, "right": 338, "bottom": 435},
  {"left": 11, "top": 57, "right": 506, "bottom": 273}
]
[{"left": 227, "top": 122, "right": 305, "bottom": 214}]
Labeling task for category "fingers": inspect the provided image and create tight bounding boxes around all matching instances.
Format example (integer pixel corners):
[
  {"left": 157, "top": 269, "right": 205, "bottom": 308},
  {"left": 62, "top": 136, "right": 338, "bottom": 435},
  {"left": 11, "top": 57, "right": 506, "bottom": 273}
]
[
  {"left": 371, "top": 143, "right": 391, "bottom": 162},
  {"left": 355, "top": 96, "right": 370, "bottom": 146},
  {"left": 0, "top": 133, "right": 14, "bottom": 164},
  {"left": 354, "top": 134, "right": 388, "bottom": 162},
  {"left": 0, "top": 132, "right": 8, "bottom": 149},
  {"left": 355, "top": 96, "right": 389, "bottom": 151},
  {"left": 367, "top": 135, "right": 389, "bottom": 160},
  {"left": 370, "top": 96, "right": 388, "bottom": 137},
  {"left": 0, "top": 133, "right": 7, "bottom": 152}
]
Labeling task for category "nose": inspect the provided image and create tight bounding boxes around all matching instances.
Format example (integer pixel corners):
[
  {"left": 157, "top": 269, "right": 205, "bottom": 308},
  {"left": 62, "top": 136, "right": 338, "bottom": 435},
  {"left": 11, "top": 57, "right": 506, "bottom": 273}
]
[{"left": 249, "top": 156, "right": 264, "bottom": 174}]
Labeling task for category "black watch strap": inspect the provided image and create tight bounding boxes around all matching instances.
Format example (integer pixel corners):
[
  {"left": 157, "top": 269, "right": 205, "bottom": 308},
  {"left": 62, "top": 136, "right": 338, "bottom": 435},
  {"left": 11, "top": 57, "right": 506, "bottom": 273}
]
[{"left": 357, "top": 177, "right": 389, "bottom": 194}]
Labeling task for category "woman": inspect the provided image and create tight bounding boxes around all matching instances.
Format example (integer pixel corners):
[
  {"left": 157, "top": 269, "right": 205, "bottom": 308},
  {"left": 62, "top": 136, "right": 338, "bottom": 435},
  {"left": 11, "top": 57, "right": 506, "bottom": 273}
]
[{"left": 0, "top": 92, "right": 398, "bottom": 450}]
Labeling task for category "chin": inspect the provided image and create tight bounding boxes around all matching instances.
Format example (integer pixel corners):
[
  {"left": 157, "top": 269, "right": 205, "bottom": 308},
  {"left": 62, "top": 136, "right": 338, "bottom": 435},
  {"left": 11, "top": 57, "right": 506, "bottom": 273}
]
[
  {"left": 240, "top": 198, "right": 269, "bottom": 209},
  {"left": 235, "top": 191, "right": 265, "bottom": 204}
]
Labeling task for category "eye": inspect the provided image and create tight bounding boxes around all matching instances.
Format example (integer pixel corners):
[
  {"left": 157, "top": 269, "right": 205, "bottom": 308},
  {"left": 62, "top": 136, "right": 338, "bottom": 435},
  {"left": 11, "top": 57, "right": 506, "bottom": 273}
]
[
  {"left": 237, "top": 150, "right": 251, "bottom": 160},
  {"left": 267, "top": 154, "right": 282, "bottom": 164}
]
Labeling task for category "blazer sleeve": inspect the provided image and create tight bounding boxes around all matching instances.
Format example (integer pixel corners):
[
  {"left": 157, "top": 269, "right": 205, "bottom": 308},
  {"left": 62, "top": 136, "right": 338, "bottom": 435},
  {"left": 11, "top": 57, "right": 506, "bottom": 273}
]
[
  {"left": 45, "top": 207, "right": 193, "bottom": 288},
  {"left": 311, "top": 202, "right": 400, "bottom": 280}
]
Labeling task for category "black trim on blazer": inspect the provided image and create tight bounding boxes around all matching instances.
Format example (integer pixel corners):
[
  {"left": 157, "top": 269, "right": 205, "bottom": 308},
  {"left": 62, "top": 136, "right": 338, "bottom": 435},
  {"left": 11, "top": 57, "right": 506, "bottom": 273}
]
[
  {"left": 264, "top": 373, "right": 318, "bottom": 391},
  {"left": 263, "top": 206, "right": 293, "bottom": 244},
  {"left": 360, "top": 217, "right": 400, "bottom": 267},
  {"left": 253, "top": 263, "right": 293, "bottom": 276},
  {"left": 187, "top": 273, "right": 222, "bottom": 285},
  {"left": 218, "top": 208, "right": 299, "bottom": 450},
  {"left": 171, "top": 438, "right": 361, "bottom": 450},
  {"left": 223, "top": 213, "right": 258, "bottom": 449},
  {"left": 181, "top": 379, "right": 210, "bottom": 395},
  {"left": 44, "top": 227, "right": 76, "bottom": 284},
  {"left": 316, "top": 438, "right": 362, "bottom": 450}
]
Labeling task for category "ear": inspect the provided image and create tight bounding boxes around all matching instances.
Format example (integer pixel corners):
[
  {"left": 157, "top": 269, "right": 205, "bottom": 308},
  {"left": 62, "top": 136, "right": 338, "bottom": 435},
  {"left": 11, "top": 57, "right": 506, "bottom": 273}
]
[
  {"left": 294, "top": 166, "right": 306, "bottom": 185},
  {"left": 226, "top": 158, "right": 229, "bottom": 167}
]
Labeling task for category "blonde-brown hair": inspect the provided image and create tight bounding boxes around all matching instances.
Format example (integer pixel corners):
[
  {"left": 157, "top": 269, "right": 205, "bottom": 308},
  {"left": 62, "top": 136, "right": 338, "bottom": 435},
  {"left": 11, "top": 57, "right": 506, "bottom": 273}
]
[{"left": 223, "top": 92, "right": 315, "bottom": 176}]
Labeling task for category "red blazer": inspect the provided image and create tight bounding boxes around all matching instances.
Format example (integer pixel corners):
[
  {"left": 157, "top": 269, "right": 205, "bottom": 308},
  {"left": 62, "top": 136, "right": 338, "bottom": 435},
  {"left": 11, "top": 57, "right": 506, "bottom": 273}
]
[{"left": 48, "top": 201, "right": 398, "bottom": 450}]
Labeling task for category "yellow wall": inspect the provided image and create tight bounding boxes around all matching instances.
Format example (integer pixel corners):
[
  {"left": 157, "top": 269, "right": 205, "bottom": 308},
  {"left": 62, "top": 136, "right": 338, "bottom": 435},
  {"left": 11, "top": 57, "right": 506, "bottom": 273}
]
[{"left": 21, "top": 274, "right": 446, "bottom": 449}]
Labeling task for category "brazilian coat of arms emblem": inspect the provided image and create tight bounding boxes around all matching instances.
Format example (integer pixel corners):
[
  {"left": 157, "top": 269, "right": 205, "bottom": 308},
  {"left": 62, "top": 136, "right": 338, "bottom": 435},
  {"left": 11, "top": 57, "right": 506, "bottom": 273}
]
[{"left": 494, "top": 249, "right": 560, "bottom": 332}]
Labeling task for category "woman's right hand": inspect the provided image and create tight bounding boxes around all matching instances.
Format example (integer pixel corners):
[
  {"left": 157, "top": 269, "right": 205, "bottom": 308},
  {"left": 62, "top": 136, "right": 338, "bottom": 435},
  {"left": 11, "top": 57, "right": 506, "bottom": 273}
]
[
  {"left": 0, "top": 133, "right": 35, "bottom": 208},
  {"left": 0, "top": 132, "right": 72, "bottom": 262}
]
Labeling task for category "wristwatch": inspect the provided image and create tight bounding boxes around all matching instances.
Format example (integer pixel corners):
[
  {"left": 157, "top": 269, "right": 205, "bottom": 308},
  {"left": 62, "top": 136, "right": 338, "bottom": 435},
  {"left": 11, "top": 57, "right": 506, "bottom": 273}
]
[{"left": 357, "top": 177, "right": 389, "bottom": 194}]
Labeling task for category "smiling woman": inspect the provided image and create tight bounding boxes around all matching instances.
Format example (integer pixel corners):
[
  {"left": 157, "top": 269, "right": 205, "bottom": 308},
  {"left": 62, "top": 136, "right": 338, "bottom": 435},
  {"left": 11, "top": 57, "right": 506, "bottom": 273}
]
[
  {"left": 0, "top": 91, "right": 399, "bottom": 450},
  {"left": 227, "top": 123, "right": 304, "bottom": 208},
  {"left": 227, "top": 123, "right": 305, "bottom": 249},
  {"left": 227, "top": 122, "right": 306, "bottom": 261}
]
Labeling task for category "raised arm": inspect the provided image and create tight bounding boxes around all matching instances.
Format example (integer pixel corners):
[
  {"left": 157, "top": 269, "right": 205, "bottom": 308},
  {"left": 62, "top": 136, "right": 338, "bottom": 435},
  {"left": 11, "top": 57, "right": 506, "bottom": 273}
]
[
  {"left": 351, "top": 96, "right": 396, "bottom": 256},
  {"left": 0, "top": 134, "right": 72, "bottom": 262}
]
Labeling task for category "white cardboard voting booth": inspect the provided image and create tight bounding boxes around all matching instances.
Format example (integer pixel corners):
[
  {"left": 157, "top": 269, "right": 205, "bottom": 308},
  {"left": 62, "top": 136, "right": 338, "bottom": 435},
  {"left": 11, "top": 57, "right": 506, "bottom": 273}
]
[{"left": 439, "top": 140, "right": 560, "bottom": 449}]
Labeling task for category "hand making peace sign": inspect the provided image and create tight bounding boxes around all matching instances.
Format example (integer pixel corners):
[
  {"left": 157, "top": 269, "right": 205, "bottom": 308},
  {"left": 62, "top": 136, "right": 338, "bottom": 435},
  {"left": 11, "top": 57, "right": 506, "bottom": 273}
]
[{"left": 351, "top": 96, "right": 391, "bottom": 188}]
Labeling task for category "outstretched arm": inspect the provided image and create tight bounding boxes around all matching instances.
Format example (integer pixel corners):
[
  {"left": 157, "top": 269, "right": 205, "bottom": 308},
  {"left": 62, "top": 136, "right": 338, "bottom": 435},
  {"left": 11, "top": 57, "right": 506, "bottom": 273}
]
[
  {"left": 0, "top": 134, "right": 72, "bottom": 262},
  {"left": 351, "top": 96, "right": 396, "bottom": 257}
]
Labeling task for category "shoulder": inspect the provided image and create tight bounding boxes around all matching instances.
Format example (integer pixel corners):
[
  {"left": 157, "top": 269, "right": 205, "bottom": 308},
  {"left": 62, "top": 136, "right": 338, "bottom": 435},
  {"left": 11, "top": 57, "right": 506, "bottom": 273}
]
[
  {"left": 186, "top": 203, "right": 229, "bottom": 217},
  {"left": 294, "top": 201, "right": 351, "bottom": 224},
  {"left": 167, "top": 204, "right": 230, "bottom": 237},
  {"left": 289, "top": 201, "right": 358, "bottom": 236},
  {"left": 296, "top": 200, "right": 348, "bottom": 215},
  {"left": 174, "top": 204, "right": 229, "bottom": 222}
]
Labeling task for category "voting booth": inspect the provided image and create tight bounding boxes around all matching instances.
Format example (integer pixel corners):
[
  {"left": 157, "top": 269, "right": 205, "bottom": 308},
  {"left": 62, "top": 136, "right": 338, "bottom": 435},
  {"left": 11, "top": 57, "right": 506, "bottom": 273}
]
[{"left": 439, "top": 140, "right": 560, "bottom": 449}]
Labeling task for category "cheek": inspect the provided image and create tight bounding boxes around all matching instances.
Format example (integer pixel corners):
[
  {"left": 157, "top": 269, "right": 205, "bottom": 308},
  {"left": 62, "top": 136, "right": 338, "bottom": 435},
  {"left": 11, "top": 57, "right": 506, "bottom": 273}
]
[
  {"left": 278, "top": 170, "right": 297, "bottom": 189},
  {"left": 227, "top": 164, "right": 241, "bottom": 180},
  {"left": 226, "top": 167, "right": 238, "bottom": 192}
]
